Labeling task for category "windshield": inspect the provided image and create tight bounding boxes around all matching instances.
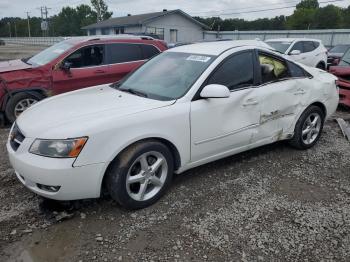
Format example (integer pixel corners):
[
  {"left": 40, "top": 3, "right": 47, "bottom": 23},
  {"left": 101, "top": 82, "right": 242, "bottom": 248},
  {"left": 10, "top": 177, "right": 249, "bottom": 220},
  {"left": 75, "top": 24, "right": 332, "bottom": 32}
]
[
  {"left": 266, "top": 41, "right": 292, "bottom": 54},
  {"left": 329, "top": 45, "right": 350, "bottom": 54},
  {"left": 115, "top": 52, "right": 215, "bottom": 101},
  {"left": 27, "top": 41, "right": 74, "bottom": 66},
  {"left": 339, "top": 48, "right": 350, "bottom": 66}
]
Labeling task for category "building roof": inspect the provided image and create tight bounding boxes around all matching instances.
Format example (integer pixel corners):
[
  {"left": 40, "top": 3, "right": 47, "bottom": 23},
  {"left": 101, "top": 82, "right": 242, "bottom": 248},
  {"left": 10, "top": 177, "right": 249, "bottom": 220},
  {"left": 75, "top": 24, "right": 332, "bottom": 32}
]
[
  {"left": 167, "top": 40, "right": 273, "bottom": 56},
  {"left": 82, "top": 9, "right": 210, "bottom": 30}
]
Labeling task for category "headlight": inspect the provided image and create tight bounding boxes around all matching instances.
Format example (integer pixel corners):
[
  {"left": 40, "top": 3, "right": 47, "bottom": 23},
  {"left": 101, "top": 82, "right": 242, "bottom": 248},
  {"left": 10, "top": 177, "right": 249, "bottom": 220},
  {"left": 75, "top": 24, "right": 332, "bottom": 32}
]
[{"left": 29, "top": 137, "right": 88, "bottom": 158}]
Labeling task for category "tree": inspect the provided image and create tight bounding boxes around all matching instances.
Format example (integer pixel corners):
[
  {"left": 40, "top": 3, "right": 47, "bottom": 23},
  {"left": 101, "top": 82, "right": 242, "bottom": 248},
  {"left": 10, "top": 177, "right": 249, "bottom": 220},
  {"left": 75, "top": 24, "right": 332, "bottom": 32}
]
[
  {"left": 286, "top": 8, "right": 317, "bottom": 29},
  {"left": 314, "top": 5, "right": 342, "bottom": 29},
  {"left": 296, "top": 0, "right": 319, "bottom": 9},
  {"left": 90, "top": 0, "right": 113, "bottom": 22}
]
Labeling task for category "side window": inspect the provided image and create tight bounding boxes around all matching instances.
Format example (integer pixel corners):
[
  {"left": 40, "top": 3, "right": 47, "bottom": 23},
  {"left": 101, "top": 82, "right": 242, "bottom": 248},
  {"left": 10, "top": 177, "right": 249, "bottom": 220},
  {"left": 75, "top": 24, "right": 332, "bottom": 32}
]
[
  {"left": 141, "top": 44, "right": 160, "bottom": 59},
  {"left": 287, "top": 61, "right": 306, "bottom": 78},
  {"left": 259, "top": 53, "right": 289, "bottom": 84},
  {"left": 207, "top": 51, "right": 254, "bottom": 90},
  {"left": 291, "top": 41, "right": 304, "bottom": 53},
  {"left": 107, "top": 43, "right": 143, "bottom": 64},
  {"left": 303, "top": 41, "right": 316, "bottom": 52},
  {"left": 65, "top": 45, "right": 104, "bottom": 68}
]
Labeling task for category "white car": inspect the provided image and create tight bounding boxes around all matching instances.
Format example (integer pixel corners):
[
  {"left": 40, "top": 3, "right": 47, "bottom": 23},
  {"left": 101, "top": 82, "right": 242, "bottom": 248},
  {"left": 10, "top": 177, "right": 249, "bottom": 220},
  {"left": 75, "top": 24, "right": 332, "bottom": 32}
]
[
  {"left": 266, "top": 38, "right": 328, "bottom": 69},
  {"left": 7, "top": 40, "right": 338, "bottom": 209}
]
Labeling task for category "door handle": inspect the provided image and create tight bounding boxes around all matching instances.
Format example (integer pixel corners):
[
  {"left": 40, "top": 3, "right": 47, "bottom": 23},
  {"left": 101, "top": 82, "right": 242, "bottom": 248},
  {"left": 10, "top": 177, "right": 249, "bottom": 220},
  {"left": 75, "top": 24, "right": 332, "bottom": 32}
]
[
  {"left": 243, "top": 99, "right": 259, "bottom": 107},
  {"left": 94, "top": 70, "right": 106, "bottom": 74},
  {"left": 294, "top": 88, "right": 306, "bottom": 95}
]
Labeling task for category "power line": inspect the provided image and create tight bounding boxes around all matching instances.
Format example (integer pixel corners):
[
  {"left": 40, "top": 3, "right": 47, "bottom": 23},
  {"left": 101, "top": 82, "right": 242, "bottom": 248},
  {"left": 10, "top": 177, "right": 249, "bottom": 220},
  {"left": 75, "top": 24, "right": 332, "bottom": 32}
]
[
  {"left": 191, "top": 0, "right": 303, "bottom": 14},
  {"left": 196, "top": 0, "right": 347, "bottom": 17}
]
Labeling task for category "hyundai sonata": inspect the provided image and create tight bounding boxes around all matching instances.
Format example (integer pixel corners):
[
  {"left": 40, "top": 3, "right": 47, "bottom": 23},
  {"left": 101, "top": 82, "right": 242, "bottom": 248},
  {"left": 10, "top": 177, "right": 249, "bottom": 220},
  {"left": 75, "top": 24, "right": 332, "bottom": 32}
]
[{"left": 7, "top": 40, "right": 338, "bottom": 209}]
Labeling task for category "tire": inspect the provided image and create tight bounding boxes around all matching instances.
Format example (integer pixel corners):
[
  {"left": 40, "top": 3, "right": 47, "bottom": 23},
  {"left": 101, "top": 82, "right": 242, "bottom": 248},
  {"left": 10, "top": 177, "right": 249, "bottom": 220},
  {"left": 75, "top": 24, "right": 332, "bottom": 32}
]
[
  {"left": 5, "top": 92, "right": 44, "bottom": 123},
  {"left": 289, "top": 105, "right": 325, "bottom": 150},
  {"left": 105, "top": 140, "right": 174, "bottom": 210},
  {"left": 316, "top": 62, "right": 326, "bottom": 70}
]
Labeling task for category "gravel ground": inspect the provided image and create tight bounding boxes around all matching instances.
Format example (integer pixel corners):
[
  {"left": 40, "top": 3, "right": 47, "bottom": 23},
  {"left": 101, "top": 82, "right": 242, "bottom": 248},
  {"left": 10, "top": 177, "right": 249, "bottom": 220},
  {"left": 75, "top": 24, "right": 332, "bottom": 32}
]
[
  {"left": 0, "top": 45, "right": 45, "bottom": 61},
  {"left": 0, "top": 111, "right": 350, "bottom": 261}
]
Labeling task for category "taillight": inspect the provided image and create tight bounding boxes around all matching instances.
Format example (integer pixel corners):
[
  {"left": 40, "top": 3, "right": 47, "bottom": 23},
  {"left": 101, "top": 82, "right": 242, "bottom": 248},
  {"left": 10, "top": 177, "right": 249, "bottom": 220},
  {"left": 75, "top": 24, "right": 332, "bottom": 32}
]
[{"left": 334, "top": 58, "right": 340, "bottom": 65}]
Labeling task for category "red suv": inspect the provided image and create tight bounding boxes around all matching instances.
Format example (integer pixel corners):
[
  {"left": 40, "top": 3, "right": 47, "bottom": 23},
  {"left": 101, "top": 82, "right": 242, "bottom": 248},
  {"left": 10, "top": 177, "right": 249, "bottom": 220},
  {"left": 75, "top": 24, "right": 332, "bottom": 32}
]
[{"left": 0, "top": 35, "right": 167, "bottom": 123}]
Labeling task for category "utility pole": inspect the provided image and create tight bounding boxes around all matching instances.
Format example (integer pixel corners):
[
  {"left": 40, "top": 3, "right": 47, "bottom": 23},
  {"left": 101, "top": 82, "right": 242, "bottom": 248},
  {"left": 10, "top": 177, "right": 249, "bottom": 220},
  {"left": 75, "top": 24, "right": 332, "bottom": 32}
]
[
  {"left": 26, "top": 11, "right": 31, "bottom": 37},
  {"left": 14, "top": 22, "right": 17, "bottom": 37},
  {"left": 7, "top": 22, "right": 11, "bottom": 37},
  {"left": 37, "top": 6, "right": 51, "bottom": 37}
]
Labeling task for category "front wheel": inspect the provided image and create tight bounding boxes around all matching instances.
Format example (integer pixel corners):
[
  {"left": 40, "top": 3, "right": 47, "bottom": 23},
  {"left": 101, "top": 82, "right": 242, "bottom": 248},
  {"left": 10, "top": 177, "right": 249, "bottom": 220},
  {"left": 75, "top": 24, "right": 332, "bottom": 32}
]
[
  {"left": 5, "top": 92, "right": 43, "bottom": 123},
  {"left": 106, "top": 141, "right": 174, "bottom": 210},
  {"left": 289, "top": 106, "right": 325, "bottom": 150}
]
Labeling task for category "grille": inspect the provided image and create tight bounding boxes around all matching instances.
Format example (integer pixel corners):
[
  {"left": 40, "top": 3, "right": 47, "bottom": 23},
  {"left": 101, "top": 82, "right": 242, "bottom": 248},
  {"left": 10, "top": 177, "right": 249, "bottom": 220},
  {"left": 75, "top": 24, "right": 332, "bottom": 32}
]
[{"left": 10, "top": 124, "right": 25, "bottom": 151}]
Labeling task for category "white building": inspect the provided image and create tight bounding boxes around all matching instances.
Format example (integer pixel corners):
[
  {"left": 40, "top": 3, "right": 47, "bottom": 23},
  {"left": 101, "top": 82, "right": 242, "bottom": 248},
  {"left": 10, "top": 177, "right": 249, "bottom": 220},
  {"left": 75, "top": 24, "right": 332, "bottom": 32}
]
[{"left": 82, "top": 9, "right": 210, "bottom": 43}]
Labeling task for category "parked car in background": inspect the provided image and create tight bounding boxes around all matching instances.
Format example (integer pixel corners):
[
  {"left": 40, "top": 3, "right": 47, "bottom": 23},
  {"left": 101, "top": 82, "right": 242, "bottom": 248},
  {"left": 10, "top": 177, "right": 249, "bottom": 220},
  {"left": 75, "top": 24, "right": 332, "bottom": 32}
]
[
  {"left": 7, "top": 40, "right": 338, "bottom": 209},
  {"left": 327, "top": 45, "right": 350, "bottom": 68},
  {"left": 0, "top": 35, "right": 167, "bottom": 123},
  {"left": 0, "top": 39, "right": 5, "bottom": 46},
  {"left": 266, "top": 38, "right": 327, "bottom": 69},
  {"left": 329, "top": 47, "right": 350, "bottom": 107}
]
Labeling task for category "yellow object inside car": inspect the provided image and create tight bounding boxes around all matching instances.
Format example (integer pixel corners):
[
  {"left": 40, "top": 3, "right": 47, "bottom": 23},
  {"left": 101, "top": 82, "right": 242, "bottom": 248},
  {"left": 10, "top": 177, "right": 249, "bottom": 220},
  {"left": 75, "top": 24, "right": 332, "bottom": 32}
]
[{"left": 259, "top": 55, "right": 287, "bottom": 77}]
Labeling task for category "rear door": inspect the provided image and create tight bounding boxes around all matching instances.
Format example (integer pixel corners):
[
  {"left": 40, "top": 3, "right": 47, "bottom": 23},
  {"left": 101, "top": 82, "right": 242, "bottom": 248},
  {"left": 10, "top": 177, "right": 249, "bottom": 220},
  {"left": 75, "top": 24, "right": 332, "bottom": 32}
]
[
  {"left": 254, "top": 51, "right": 306, "bottom": 141},
  {"left": 52, "top": 44, "right": 108, "bottom": 94},
  {"left": 289, "top": 41, "right": 306, "bottom": 64},
  {"left": 105, "top": 43, "right": 160, "bottom": 84}
]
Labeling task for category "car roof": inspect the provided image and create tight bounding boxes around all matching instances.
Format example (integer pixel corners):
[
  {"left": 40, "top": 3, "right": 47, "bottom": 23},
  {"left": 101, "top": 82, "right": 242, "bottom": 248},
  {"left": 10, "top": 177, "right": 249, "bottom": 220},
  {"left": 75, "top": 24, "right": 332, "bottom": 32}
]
[
  {"left": 166, "top": 40, "right": 273, "bottom": 56},
  {"left": 266, "top": 38, "right": 321, "bottom": 43},
  {"left": 63, "top": 34, "right": 159, "bottom": 45}
]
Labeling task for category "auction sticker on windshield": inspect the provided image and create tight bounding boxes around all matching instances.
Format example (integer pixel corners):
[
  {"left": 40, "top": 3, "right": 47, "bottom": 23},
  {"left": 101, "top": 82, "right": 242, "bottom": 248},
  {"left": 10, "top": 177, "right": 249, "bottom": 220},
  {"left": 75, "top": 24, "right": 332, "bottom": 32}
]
[{"left": 186, "top": 55, "right": 211, "bottom": 63}]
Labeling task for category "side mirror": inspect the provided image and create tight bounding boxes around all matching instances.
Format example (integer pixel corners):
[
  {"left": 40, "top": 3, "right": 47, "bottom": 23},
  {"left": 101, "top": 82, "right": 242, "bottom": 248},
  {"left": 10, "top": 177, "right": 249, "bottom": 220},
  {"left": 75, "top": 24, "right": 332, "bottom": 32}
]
[
  {"left": 200, "top": 84, "right": 230, "bottom": 99},
  {"left": 290, "top": 50, "right": 301, "bottom": 55},
  {"left": 60, "top": 61, "right": 72, "bottom": 71}
]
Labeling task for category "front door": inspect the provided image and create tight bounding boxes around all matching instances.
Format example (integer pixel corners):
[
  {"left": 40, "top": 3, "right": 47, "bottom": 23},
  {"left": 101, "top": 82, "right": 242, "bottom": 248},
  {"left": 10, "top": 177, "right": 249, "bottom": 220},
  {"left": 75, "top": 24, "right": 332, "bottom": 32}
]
[
  {"left": 190, "top": 51, "right": 261, "bottom": 162},
  {"left": 52, "top": 44, "right": 109, "bottom": 95}
]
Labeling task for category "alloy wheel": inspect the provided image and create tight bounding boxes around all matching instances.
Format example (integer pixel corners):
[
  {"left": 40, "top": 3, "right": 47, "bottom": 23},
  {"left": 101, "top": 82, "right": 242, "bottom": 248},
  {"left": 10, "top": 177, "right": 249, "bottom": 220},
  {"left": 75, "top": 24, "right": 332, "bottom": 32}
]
[
  {"left": 14, "top": 98, "right": 38, "bottom": 117},
  {"left": 126, "top": 151, "right": 168, "bottom": 201},
  {"left": 301, "top": 112, "right": 322, "bottom": 145}
]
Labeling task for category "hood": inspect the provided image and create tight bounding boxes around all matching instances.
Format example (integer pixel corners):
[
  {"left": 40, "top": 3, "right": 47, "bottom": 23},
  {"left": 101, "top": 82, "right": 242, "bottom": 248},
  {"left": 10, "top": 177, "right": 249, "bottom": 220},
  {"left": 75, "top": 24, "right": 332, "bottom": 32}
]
[
  {"left": 17, "top": 85, "right": 175, "bottom": 138},
  {"left": 328, "top": 53, "right": 343, "bottom": 58},
  {"left": 0, "top": 59, "right": 32, "bottom": 73}
]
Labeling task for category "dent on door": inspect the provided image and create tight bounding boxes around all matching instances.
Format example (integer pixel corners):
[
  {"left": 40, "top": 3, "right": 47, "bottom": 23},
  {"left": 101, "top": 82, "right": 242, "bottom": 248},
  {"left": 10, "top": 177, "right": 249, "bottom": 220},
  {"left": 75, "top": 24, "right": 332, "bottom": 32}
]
[{"left": 190, "top": 88, "right": 260, "bottom": 162}]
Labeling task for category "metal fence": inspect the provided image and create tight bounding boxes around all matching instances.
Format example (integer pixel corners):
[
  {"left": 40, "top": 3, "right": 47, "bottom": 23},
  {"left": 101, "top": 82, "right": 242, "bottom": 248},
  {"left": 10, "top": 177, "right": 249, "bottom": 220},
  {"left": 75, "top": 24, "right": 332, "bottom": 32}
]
[
  {"left": 203, "top": 29, "right": 350, "bottom": 47},
  {"left": 0, "top": 37, "right": 64, "bottom": 46}
]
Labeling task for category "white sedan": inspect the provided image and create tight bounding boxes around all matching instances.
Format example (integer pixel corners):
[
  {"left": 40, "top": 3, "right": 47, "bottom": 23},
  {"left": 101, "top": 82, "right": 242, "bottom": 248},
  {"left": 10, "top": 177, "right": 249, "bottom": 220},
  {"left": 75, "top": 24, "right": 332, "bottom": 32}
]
[
  {"left": 266, "top": 38, "right": 328, "bottom": 70},
  {"left": 7, "top": 40, "right": 338, "bottom": 209}
]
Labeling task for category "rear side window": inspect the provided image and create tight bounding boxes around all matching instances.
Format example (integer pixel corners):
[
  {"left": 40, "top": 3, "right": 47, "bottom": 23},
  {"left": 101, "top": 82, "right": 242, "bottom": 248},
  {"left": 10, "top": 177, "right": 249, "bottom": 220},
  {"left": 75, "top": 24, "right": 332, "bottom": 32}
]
[
  {"left": 207, "top": 51, "right": 254, "bottom": 90},
  {"left": 313, "top": 41, "right": 320, "bottom": 48},
  {"left": 259, "top": 53, "right": 290, "bottom": 84},
  {"left": 303, "top": 41, "right": 316, "bottom": 52},
  {"left": 287, "top": 61, "right": 306, "bottom": 78},
  {"left": 107, "top": 43, "right": 143, "bottom": 64},
  {"left": 141, "top": 44, "right": 160, "bottom": 59}
]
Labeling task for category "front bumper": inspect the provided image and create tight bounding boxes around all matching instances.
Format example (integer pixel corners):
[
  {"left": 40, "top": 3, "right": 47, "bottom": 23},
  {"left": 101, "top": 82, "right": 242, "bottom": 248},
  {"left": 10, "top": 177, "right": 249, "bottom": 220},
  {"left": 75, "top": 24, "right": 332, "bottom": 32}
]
[{"left": 7, "top": 137, "right": 107, "bottom": 201}]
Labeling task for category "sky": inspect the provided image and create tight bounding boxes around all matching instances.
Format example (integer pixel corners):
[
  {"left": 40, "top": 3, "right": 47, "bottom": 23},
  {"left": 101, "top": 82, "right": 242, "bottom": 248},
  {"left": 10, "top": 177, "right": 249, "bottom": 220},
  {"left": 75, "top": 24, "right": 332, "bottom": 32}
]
[{"left": 1, "top": 0, "right": 350, "bottom": 20}]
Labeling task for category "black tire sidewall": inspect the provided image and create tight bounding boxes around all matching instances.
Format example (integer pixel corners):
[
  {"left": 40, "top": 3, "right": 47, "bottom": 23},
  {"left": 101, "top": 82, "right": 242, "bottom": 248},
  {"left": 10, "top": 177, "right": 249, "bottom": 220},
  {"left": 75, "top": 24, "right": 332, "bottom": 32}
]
[
  {"left": 106, "top": 141, "right": 174, "bottom": 210},
  {"left": 5, "top": 92, "right": 43, "bottom": 123},
  {"left": 294, "top": 106, "right": 325, "bottom": 149}
]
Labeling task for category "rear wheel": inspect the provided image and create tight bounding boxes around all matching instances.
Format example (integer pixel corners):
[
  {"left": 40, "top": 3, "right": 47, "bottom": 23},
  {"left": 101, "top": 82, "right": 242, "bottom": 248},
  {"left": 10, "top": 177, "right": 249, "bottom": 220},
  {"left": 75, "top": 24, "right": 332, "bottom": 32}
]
[
  {"left": 289, "top": 106, "right": 324, "bottom": 150},
  {"left": 106, "top": 141, "right": 174, "bottom": 210},
  {"left": 5, "top": 92, "right": 44, "bottom": 123},
  {"left": 316, "top": 62, "right": 326, "bottom": 70}
]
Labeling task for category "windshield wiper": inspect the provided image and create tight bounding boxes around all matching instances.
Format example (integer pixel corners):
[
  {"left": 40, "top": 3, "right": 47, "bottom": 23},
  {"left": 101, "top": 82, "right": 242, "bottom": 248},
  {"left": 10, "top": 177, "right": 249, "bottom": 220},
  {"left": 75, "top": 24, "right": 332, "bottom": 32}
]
[{"left": 119, "top": 88, "right": 148, "bottom": 98}]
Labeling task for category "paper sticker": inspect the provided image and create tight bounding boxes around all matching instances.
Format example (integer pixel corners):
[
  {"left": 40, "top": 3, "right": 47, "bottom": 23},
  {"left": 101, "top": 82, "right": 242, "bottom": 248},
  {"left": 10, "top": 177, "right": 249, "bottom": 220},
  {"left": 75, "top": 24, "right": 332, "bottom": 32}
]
[{"left": 186, "top": 55, "right": 211, "bottom": 63}]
